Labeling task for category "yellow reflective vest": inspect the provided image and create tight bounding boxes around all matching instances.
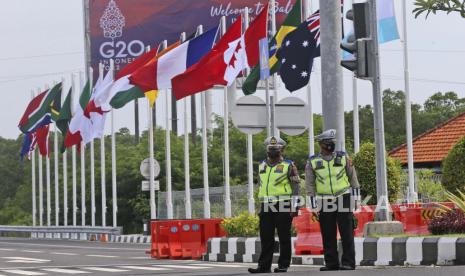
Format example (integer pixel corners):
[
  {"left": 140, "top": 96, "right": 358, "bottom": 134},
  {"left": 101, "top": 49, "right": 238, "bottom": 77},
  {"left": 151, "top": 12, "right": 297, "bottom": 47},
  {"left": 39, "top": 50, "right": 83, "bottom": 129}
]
[
  {"left": 310, "top": 152, "right": 350, "bottom": 197},
  {"left": 258, "top": 160, "right": 293, "bottom": 202}
]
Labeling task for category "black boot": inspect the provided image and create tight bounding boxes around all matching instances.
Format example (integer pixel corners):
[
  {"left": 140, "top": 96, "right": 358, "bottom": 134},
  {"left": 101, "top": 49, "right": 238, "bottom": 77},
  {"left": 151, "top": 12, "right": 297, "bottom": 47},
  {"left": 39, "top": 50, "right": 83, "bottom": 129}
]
[
  {"left": 339, "top": 265, "right": 355, "bottom": 270},
  {"left": 248, "top": 266, "right": 271, "bottom": 274},
  {"left": 319, "top": 266, "right": 339, "bottom": 271},
  {"left": 273, "top": 266, "right": 288, "bottom": 273}
]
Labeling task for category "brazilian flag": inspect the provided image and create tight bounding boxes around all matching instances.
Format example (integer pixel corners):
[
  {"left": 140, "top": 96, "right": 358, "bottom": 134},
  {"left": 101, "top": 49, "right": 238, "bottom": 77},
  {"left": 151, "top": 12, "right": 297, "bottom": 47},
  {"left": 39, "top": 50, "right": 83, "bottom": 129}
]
[{"left": 242, "top": 0, "right": 302, "bottom": 95}]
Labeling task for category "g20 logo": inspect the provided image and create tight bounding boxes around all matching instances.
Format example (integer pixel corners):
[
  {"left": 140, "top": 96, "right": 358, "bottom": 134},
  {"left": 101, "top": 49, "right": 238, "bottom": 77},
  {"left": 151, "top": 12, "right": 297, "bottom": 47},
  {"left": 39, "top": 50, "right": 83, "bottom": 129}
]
[{"left": 99, "top": 40, "right": 145, "bottom": 59}]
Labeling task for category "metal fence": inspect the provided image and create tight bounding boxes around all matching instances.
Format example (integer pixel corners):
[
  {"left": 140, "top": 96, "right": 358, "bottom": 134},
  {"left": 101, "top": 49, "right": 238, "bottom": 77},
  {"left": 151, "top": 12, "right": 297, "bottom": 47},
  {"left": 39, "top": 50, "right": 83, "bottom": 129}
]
[
  {"left": 398, "top": 172, "right": 444, "bottom": 203},
  {"left": 157, "top": 185, "right": 251, "bottom": 219}
]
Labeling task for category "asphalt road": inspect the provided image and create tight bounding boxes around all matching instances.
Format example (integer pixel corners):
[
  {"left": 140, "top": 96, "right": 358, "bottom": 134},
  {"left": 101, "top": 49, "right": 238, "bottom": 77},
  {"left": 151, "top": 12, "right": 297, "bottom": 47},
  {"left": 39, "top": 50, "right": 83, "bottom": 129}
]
[{"left": 0, "top": 238, "right": 464, "bottom": 276}]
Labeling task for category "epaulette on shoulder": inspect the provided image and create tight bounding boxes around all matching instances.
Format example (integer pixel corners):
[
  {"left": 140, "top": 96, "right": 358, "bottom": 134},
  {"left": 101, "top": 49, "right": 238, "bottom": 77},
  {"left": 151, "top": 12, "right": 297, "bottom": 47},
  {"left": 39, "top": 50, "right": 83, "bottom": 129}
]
[
  {"left": 283, "top": 159, "right": 293, "bottom": 164},
  {"left": 309, "top": 154, "right": 319, "bottom": 160},
  {"left": 336, "top": 151, "right": 347, "bottom": 157}
]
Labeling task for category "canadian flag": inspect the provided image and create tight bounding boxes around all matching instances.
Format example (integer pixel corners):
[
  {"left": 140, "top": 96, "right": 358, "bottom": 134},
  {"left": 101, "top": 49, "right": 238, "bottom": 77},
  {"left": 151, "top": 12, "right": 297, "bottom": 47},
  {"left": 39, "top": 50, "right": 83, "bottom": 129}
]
[
  {"left": 172, "top": 3, "right": 269, "bottom": 99},
  {"left": 224, "top": 4, "right": 269, "bottom": 85}
]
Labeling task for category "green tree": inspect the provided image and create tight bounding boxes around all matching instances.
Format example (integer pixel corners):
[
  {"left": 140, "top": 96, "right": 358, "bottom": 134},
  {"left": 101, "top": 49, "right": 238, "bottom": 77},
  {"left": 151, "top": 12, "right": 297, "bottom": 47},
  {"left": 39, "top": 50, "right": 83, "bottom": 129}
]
[
  {"left": 353, "top": 143, "right": 402, "bottom": 205},
  {"left": 414, "top": 0, "right": 465, "bottom": 18},
  {"left": 442, "top": 137, "right": 465, "bottom": 194}
]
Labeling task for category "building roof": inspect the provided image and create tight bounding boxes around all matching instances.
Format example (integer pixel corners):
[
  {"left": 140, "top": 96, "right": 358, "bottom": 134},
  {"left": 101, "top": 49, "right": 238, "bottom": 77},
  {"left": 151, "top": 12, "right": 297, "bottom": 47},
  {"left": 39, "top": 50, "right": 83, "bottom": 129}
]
[{"left": 389, "top": 111, "right": 465, "bottom": 165}]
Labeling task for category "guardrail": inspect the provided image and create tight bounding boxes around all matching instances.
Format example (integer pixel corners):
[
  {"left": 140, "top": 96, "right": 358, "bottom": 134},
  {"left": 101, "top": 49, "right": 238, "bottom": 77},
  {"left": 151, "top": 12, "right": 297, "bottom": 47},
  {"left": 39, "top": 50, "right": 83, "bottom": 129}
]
[{"left": 0, "top": 226, "right": 123, "bottom": 241}]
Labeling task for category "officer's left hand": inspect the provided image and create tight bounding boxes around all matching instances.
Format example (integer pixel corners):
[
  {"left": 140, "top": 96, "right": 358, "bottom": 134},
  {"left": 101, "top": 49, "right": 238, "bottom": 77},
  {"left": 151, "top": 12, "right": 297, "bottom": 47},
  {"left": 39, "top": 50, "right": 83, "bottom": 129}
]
[{"left": 290, "top": 208, "right": 300, "bottom": 219}]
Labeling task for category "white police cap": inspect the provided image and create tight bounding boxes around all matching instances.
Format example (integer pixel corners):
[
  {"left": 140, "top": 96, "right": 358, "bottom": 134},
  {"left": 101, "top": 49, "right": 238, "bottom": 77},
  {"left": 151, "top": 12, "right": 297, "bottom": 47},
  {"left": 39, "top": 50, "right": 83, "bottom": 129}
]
[
  {"left": 264, "top": 136, "right": 287, "bottom": 147},
  {"left": 315, "top": 129, "right": 336, "bottom": 142}
]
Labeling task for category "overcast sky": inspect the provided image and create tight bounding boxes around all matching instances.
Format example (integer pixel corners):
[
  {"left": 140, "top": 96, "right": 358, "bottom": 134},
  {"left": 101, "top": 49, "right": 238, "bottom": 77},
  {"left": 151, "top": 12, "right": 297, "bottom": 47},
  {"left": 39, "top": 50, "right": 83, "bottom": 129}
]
[{"left": 0, "top": 0, "right": 464, "bottom": 140}]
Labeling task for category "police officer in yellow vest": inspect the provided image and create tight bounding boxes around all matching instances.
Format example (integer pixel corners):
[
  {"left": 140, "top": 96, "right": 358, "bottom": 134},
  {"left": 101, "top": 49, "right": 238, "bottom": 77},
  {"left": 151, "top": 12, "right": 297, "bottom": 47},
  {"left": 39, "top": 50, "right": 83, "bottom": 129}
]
[
  {"left": 306, "top": 129, "right": 360, "bottom": 271},
  {"left": 248, "top": 136, "right": 301, "bottom": 274}
]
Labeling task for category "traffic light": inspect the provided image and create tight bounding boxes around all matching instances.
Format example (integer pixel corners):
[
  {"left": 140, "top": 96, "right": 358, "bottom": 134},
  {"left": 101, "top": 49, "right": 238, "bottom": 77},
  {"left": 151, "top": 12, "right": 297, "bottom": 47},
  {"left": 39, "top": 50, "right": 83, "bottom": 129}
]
[{"left": 341, "top": 2, "right": 372, "bottom": 79}]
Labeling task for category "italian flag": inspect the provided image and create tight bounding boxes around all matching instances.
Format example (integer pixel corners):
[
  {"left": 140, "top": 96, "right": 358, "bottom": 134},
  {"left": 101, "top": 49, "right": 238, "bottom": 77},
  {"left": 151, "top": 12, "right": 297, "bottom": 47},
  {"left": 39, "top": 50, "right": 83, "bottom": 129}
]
[{"left": 64, "top": 80, "right": 92, "bottom": 148}]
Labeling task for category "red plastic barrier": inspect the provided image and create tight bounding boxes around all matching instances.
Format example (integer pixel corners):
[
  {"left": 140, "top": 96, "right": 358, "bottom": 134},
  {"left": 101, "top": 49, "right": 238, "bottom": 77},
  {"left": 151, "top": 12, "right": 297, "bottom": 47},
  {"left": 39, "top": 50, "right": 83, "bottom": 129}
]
[
  {"left": 293, "top": 208, "right": 323, "bottom": 255},
  {"left": 293, "top": 202, "right": 455, "bottom": 255},
  {"left": 151, "top": 219, "right": 226, "bottom": 259}
]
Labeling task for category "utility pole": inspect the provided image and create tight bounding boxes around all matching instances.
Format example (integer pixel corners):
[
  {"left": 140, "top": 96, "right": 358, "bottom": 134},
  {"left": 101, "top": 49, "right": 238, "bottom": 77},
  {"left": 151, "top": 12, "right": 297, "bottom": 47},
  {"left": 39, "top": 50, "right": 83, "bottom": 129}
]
[
  {"left": 367, "top": 0, "right": 390, "bottom": 221},
  {"left": 319, "top": 0, "right": 345, "bottom": 151}
]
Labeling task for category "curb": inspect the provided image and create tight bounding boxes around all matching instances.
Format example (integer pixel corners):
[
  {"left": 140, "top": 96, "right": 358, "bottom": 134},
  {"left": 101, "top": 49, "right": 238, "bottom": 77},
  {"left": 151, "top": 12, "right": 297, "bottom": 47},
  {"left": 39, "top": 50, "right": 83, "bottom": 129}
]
[
  {"left": 30, "top": 232, "right": 151, "bottom": 244},
  {"left": 108, "top": 235, "right": 151, "bottom": 244},
  {"left": 203, "top": 237, "right": 465, "bottom": 266}
]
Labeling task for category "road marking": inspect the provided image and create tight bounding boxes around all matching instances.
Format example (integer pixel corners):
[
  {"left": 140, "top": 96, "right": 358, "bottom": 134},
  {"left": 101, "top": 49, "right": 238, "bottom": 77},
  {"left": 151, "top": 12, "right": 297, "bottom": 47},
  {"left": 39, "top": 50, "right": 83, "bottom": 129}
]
[
  {"left": 156, "top": 264, "right": 210, "bottom": 269},
  {"left": 2, "top": 257, "right": 50, "bottom": 264},
  {"left": 42, "top": 268, "right": 90, "bottom": 274},
  {"left": 191, "top": 263, "right": 247, "bottom": 268},
  {"left": 20, "top": 251, "right": 43, "bottom": 254},
  {"left": 85, "top": 254, "right": 118, "bottom": 258},
  {"left": 50, "top": 252, "right": 78, "bottom": 256},
  {"left": 2, "top": 270, "right": 45, "bottom": 275},
  {"left": 0, "top": 241, "right": 144, "bottom": 251},
  {"left": 0, "top": 249, "right": 15, "bottom": 251},
  {"left": 83, "top": 267, "right": 129, "bottom": 272},
  {"left": 118, "top": 266, "right": 170, "bottom": 271}
]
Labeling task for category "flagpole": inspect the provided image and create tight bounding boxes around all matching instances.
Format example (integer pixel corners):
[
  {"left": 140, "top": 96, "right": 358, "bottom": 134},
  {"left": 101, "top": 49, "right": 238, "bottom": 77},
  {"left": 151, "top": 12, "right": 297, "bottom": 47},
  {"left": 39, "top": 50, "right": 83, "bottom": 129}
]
[
  {"left": 402, "top": 0, "right": 417, "bottom": 203},
  {"left": 46, "top": 130, "right": 51, "bottom": 226},
  {"left": 177, "top": 32, "right": 192, "bottom": 219},
  {"left": 79, "top": 71, "right": 87, "bottom": 226},
  {"left": 148, "top": 97, "right": 157, "bottom": 220},
  {"left": 31, "top": 90, "right": 37, "bottom": 227},
  {"left": 54, "top": 122, "right": 60, "bottom": 226},
  {"left": 101, "top": 63, "right": 108, "bottom": 227},
  {"left": 63, "top": 106, "right": 68, "bottom": 229},
  {"left": 219, "top": 17, "right": 232, "bottom": 218},
  {"left": 158, "top": 41, "right": 173, "bottom": 220},
  {"left": 270, "top": 0, "right": 279, "bottom": 138},
  {"left": 39, "top": 149, "right": 44, "bottom": 226},
  {"left": 44, "top": 84, "right": 51, "bottom": 227},
  {"left": 71, "top": 74, "right": 77, "bottom": 227},
  {"left": 110, "top": 59, "right": 118, "bottom": 227},
  {"left": 90, "top": 66, "right": 96, "bottom": 227},
  {"left": 36, "top": 87, "right": 43, "bottom": 227},
  {"left": 304, "top": 0, "right": 315, "bottom": 155},
  {"left": 60, "top": 78, "right": 67, "bottom": 227},
  {"left": 141, "top": 45, "right": 157, "bottom": 221}
]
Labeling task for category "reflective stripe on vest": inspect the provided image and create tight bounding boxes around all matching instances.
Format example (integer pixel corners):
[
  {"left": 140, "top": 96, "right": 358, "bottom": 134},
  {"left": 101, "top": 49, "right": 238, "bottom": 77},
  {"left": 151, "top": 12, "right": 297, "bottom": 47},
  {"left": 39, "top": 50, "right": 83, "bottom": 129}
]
[
  {"left": 311, "top": 155, "right": 350, "bottom": 197},
  {"left": 258, "top": 160, "right": 292, "bottom": 202}
]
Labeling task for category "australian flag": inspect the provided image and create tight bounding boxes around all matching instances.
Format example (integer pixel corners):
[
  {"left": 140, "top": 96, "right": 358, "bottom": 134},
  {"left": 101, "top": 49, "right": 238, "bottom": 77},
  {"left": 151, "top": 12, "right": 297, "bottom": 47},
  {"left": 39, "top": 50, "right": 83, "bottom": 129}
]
[{"left": 277, "top": 11, "right": 321, "bottom": 92}]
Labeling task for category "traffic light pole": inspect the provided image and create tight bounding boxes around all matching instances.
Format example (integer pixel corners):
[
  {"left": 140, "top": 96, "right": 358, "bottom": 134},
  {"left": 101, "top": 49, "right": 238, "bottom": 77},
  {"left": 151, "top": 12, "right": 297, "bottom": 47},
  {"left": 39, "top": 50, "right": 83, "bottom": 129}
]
[
  {"left": 319, "top": 0, "right": 345, "bottom": 151},
  {"left": 367, "top": 0, "right": 390, "bottom": 221}
]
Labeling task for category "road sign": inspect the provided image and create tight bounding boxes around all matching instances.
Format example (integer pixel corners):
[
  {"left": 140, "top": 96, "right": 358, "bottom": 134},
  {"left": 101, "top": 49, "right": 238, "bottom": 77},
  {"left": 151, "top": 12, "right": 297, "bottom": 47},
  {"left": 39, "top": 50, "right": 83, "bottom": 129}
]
[
  {"left": 231, "top": 96, "right": 309, "bottom": 136},
  {"left": 275, "top": 97, "right": 309, "bottom": 136},
  {"left": 140, "top": 158, "right": 160, "bottom": 180},
  {"left": 142, "top": 180, "right": 160, "bottom": 192},
  {"left": 230, "top": 95, "right": 267, "bottom": 135}
]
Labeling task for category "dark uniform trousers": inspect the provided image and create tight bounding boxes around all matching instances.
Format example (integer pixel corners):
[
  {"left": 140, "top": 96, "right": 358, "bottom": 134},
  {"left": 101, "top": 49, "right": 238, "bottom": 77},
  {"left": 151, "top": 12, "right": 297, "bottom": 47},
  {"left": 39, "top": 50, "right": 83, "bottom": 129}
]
[
  {"left": 318, "top": 193, "right": 356, "bottom": 269},
  {"left": 258, "top": 202, "right": 292, "bottom": 269}
]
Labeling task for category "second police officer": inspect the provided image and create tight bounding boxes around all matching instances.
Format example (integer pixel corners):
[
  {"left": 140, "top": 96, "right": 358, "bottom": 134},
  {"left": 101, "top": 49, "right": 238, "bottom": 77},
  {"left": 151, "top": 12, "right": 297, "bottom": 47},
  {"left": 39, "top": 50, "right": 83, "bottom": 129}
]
[
  {"left": 306, "top": 129, "right": 361, "bottom": 271},
  {"left": 248, "top": 136, "right": 301, "bottom": 274}
]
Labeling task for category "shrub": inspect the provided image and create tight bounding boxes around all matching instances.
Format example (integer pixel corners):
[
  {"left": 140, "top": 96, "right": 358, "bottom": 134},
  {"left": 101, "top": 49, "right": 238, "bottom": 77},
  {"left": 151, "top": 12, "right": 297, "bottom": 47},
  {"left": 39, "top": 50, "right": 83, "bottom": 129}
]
[
  {"left": 416, "top": 169, "right": 448, "bottom": 202},
  {"left": 353, "top": 143, "right": 402, "bottom": 205},
  {"left": 442, "top": 137, "right": 465, "bottom": 194},
  {"left": 428, "top": 209, "right": 465, "bottom": 235},
  {"left": 221, "top": 211, "right": 259, "bottom": 237}
]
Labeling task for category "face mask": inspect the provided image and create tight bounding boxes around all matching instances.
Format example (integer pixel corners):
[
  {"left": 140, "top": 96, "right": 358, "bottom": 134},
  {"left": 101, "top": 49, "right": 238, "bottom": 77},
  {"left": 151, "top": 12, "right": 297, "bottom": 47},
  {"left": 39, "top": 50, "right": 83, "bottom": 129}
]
[
  {"left": 322, "top": 142, "right": 335, "bottom": 152},
  {"left": 267, "top": 150, "right": 281, "bottom": 159}
]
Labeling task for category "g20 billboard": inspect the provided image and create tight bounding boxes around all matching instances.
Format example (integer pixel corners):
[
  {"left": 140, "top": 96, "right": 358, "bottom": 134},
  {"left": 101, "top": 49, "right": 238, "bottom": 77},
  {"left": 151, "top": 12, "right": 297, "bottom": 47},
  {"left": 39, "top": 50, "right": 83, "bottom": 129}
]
[{"left": 89, "top": 0, "right": 298, "bottom": 73}]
